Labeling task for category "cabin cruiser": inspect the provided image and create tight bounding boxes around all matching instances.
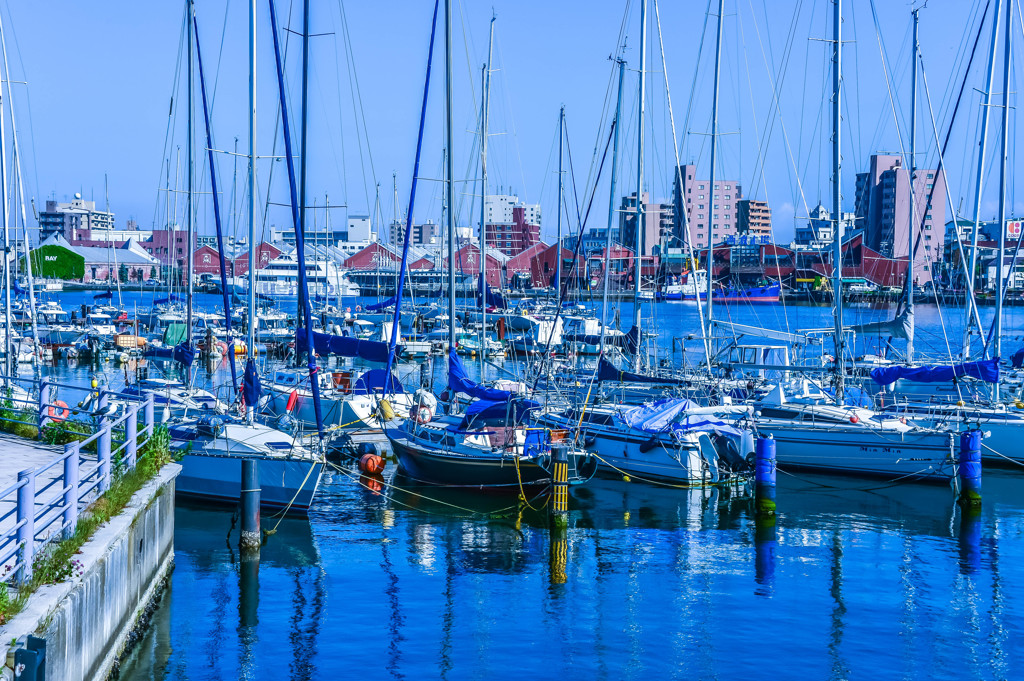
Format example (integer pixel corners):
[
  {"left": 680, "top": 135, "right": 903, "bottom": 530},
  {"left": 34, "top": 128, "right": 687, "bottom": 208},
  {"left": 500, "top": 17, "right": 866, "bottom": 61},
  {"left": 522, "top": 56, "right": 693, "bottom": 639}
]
[
  {"left": 171, "top": 414, "right": 324, "bottom": 512},
  {"left": 261, "top": 367, "right": 415, "bottom": 431},
  {"left": 538, "top": 399, "right": 754, "bottom": 485},
  {"left": 751, "top": 380, "right": 956, "bottom": 481}
]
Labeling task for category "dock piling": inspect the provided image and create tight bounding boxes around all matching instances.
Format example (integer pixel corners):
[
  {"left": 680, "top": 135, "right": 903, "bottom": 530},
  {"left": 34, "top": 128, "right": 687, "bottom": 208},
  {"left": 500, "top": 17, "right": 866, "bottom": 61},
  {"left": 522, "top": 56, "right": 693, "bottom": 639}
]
[
  {"left": 755, "top": 435, "right": 776, "bottom": 516},
  {"left": 240, "top": 458, "right": 261, "bottom": 550},
  {"left": 549, "top": 443, "right": 569, "bottom": 529},
  {"left": 957, "top": 430, "right": 982, "bottom": 507}
]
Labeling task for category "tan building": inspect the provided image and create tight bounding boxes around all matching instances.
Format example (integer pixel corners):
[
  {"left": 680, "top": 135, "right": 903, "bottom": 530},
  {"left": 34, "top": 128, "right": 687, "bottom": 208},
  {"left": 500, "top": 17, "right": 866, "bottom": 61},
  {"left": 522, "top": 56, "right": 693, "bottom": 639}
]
[{"left": 737, "top": 199, "right": 771, "bottom": 236}]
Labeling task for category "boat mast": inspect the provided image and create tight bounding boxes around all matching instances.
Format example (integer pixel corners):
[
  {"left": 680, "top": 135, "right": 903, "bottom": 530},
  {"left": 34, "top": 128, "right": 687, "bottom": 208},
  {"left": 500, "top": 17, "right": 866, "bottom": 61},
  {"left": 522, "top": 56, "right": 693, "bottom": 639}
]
[
  {"left": 479, "top": 13, "right": 495, "bottom": 379},
  {"left": 246, "top": 0, "right": 257, "bottom": 422},
  {"left": 445, "top": 0, "right": 455, "bottom": 356},
  {"left": 185, "top": 0, "right": 195, "bottom": 353},
  {"left": 0, "top": 28, "right": 7, "bottom": 380},
  {"left": 906, "top": 8, "right": 918, "bottom": 363},
  {"left": 556, "top": 106, "right": 565, "bottom": 307},
  {"left": 965, "top": 0, "right": 1003, "bottom": 359},
  {"left": 631, "top": 0, "right": 647, "bottom": 372},
  {"left": 994, "top": 0, "right": 1011, "bottom": 396},
  {"left": 599, "top": 54, "right": 626, "bottom": 360},
  {"left": 705, "top": 0, "right": 724, "bottom": 322},
  {"left": 831, "top": 0, "right": 845, "bottom": 401}
]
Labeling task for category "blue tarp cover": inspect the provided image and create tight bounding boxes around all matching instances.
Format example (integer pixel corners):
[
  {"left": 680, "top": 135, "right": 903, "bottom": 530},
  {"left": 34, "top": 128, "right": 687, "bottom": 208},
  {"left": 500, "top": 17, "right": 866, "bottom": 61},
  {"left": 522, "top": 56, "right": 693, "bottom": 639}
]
[
  {"left": 365, "top": 295, "right": 398, "bottom": 311},
  {"left": 351, "top": 368, "right": 405, "bottom": 395},
  {"left": 93, "top": 290, "right": 113, "bottom": 300},
  {"left": 143, "top": 342, "right": 195, "bottom": 367},
  {"left": 870, "top": 358, "right": 1000, "bottom": 386},
  {"left": 448, "top": 348, "right": 514, "bottom": 401},
  {"left": 1012, "top": 348, "right": 1024, "bottom": 369},
  {"left": 295, "top": 330, "right": 392, "bottom": 363},
  {"left": 243, "top": 358, "right": 262, "bottom": 405},
  {"left": 462, "top": 397, "right": 539, "bottom": 422},
  {"left": 619, "top": 398, "right": 745, "bottom": 439}
]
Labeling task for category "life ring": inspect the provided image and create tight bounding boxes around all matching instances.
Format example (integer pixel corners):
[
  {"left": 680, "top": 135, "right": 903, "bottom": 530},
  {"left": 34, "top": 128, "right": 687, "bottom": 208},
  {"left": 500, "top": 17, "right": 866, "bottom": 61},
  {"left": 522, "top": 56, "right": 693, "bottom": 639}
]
[
  {"left": 410, "top": 405, "right": 433, "bottom": 424},
  {"left": 48, "top": 400, "right": 70, "bottom": 422}
]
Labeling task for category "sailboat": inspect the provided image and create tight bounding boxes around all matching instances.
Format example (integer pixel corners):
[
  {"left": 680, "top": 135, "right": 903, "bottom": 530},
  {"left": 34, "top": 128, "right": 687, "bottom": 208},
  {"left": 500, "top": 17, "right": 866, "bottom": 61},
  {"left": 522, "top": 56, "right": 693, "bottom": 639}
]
[
  {"left": 171, "top": 0, "right": 323, "bottom": 513},
  {"left": 381, "top": 1, "right": 596, "bottom": 490}
]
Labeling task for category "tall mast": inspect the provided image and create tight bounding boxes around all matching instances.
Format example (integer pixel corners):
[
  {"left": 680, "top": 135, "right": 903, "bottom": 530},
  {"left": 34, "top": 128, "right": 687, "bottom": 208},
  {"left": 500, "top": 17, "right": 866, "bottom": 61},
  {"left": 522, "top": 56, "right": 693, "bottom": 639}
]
[
  {"left": 445, "top": 0, "right": 455, "bottom": 353},
  {"left": 479, "top": 14, "right": 495, "bottom": 379},
  {"left": 599, "top": 55, "right": 626, "bottom": 360},
  {"left": 905, "top": 8, "right": 919, "bottom": 363},
  {"left": 994, "top": 0, "right": 1012, "bottom": 395},
  {"left": 705, "top": 0, "right": 725, "bottom": 322},
  {"left": 0, "top": 18, "right": 7, "bottom": 380},
  {"left": 831, "top": 0, "right": 845, "bottom": 401},
  {"left": 297, "top": 0, "right": 312, "bottom": 368},
  {"left": 556, "top": 105, "right": 564, "bottom": 304},
  {"left": 246, "top": 0, "right": 257, "bottom": 414},
  {"left": 185, "top": 0, "right": 194, "bottom": 349},
  {"left": 631, "top": 0, "right": 647, "bottom": 371},
  {"left": 965, "top": 0, "right": 1003, "bottom": 359}
]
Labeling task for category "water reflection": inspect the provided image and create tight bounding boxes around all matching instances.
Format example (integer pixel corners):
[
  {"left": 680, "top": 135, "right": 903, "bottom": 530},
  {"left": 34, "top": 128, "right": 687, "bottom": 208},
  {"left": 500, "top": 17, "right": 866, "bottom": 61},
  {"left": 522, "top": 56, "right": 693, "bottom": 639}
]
[{"left": 118, "top": 467, "right": 1024, "bottom": 680}]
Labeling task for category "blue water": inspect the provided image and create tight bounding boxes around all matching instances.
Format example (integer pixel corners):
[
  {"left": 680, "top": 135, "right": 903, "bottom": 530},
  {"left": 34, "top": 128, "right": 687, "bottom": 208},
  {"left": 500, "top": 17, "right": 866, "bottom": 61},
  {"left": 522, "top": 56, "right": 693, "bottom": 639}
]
[
  {"left": 22, "top": 294, "right": 1024, "bottom": 679},
  {"left": 116, "top": 469, "right": 1024, "bottom": 680}
]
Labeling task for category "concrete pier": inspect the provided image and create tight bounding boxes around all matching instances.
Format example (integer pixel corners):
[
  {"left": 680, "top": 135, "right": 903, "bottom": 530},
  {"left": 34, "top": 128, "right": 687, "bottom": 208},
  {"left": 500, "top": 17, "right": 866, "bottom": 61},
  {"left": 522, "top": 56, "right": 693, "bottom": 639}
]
[{"left": 0, "top": 463, "right": 181, "bottom": 681}]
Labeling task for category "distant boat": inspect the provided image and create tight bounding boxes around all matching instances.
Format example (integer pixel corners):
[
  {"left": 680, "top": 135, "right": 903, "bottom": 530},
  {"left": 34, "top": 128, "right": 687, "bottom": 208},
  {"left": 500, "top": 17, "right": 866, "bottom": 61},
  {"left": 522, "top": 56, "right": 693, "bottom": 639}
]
[{"left": 675, "top": 269, "right": 781, "bottom": 303}]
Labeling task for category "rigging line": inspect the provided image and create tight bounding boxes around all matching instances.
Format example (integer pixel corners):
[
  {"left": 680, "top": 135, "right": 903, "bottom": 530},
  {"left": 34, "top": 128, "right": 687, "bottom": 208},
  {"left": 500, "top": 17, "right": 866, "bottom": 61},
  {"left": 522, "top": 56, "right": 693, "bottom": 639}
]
[
  {"left": 152, "top": 10, "right": 188, "bottom": 231},
  {"left": 207, "top": 0, "right": 233, "bottom": 114},
  {"left": 677, "top": 0, "right": 714, "bottom": 165},
  {"left": 562, "top": 115, "right": 584, "bottom": 235},
  {"left": 654, "top": 0, "right": 710, "bottom": 367},
  {"left": 337, "top": 0, "right": 379, "bottom": 214}
]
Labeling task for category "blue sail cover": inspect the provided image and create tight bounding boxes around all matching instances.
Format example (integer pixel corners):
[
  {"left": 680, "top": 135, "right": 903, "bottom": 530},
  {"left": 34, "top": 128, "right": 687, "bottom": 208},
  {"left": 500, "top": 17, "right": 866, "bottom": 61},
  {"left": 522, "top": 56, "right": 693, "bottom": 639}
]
[
  {"left": 243, "top": 358, "right": 262, "bottom": 405},
  {"left": 448, "top": 348, "right": 514, "bottom": 401},
  {"left": 295, "top": 329, "right": 392, "bottom": 363},
  {"left": 93, "top": 289, "right": 113, "bottom": 300},
  {"left": 366, "top": 295, "right": 398, "bottom": 311},
  {"left": 870, "top": 358, "right": 1000, "bottom": 386},
  {"left": 619, "top": 398, "right": 745, "bottom": 439},
  {"left": 143, "top": 342, "right": 195, "bottom": 367},
  {"left": 475, "top": 275, "right": 506, "bottom": 310},
  {"left": 596, "top": 357, "right": 684, "bottom": 385},
  {"left": 351, "top": 368, "right": 405, "bottom": 395},
  {"left": 460, "top": 397, "right": 540, "bottom": 426}
]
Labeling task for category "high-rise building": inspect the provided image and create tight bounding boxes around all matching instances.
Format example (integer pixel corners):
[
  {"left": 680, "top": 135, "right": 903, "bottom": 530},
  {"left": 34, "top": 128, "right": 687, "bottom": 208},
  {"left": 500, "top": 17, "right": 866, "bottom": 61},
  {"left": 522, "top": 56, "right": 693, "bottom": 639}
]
[
  {"left": 736, "top": 199, "right": 772, "bottom": 236},
  {"left": 618, "top": 192, "right": 674, "bottom": 257},
  {"left": 670, "top": 164, "right": 743, "bottom": 247},
  {"left": 483, "top": 194, "right": 541, "bottom": 255},
  {"left": 390, "top": 220, "right": 440, "bottom": 247},
  {"left": 38, "top": 193, "right": 115, "bottom": 244},
  {"left": 854, "top": 154, "right": 945, "bottom": 284}
]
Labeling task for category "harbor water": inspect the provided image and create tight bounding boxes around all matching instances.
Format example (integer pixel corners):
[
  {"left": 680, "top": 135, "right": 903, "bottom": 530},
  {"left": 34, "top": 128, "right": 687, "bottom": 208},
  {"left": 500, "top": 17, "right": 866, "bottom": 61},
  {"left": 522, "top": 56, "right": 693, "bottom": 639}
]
[{"left": 23, "top": 292, "right": 1024, "bottom": 678}]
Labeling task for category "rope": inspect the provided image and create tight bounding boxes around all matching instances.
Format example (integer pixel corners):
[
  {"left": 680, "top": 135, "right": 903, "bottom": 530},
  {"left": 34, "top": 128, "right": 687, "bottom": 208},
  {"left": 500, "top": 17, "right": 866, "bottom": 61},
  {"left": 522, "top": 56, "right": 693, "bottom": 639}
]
[
  {"left": 775, "top": 463, "right": 950, "bottom": 493},
  {"left": 981, "top": 441, "right": 1024, "bottom": 468},
  {"left": 263, "top": 452, "right": 326, "bottom": 536},
  {"left": 588, "top": 450, "right": 739, "bottom": 490}
]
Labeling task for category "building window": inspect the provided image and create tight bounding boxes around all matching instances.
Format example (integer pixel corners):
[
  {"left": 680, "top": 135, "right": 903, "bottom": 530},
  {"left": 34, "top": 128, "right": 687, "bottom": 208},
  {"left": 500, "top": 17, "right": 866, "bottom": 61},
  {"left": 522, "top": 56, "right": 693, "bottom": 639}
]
[
  {"left": 699, "top": 194, "right": 705, "bottom": 200},
  {"left": 926, "top": 183, "right": 933, "bottom": 189},
  {"left": 927, "top": 173, "right": 934, "bottom": 179},
  {"left": 699, "top": 184, "right": 705, "bottom": 189}
]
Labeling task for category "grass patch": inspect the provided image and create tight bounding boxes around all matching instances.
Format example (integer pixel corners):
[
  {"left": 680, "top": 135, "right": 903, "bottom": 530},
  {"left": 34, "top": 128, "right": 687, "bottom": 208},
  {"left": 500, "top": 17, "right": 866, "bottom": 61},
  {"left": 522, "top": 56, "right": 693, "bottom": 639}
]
[{"left": 0, "top": 424, "right": 175, "bottom": 625}]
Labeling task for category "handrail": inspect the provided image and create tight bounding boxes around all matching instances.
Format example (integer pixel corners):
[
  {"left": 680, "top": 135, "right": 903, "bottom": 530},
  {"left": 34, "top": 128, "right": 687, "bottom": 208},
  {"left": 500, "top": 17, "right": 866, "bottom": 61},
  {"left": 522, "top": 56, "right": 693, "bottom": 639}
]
[{"left": 0, "top": 390, "right": 156, "bottom": 585}]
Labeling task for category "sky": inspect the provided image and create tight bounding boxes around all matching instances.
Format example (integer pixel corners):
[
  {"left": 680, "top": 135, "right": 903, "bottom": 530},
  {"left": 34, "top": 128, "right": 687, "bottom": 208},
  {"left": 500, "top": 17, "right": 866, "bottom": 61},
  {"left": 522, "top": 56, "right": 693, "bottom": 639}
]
[{"left": 1, "top": 0, "right": 1018, "bottom": 248}]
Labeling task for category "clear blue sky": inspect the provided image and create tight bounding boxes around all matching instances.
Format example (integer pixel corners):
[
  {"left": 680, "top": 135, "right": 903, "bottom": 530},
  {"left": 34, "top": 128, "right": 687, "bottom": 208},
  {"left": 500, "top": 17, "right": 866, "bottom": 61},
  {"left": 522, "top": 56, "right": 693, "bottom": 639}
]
[{"left": 1, "top": 0, "right": 1016, "bottom": 246}]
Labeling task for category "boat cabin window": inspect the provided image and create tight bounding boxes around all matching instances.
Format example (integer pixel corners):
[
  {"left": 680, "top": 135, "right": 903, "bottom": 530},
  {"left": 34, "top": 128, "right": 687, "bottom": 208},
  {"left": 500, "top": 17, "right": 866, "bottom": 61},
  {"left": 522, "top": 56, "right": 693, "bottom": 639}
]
[{"left": 758, "top": 407, "right": 800, "bottom": 420}]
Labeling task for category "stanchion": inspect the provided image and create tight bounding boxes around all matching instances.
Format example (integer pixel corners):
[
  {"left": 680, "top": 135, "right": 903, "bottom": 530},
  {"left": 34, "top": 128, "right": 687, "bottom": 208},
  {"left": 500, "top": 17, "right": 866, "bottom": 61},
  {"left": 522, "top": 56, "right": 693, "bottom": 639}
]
[{"left": 755, "top": 435, "right": 776, "bottom": 516}]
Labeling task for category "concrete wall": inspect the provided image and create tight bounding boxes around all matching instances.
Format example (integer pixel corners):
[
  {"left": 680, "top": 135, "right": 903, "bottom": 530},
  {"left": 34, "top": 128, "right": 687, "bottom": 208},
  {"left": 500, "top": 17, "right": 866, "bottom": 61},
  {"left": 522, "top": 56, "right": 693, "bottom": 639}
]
[{"left": 0, "top": 463, "right": 181, "bottom": 681}]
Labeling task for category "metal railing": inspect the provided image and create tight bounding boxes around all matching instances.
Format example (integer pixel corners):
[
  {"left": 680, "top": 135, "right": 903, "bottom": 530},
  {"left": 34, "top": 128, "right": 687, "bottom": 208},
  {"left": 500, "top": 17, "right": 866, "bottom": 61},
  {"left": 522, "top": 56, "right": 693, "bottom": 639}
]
[{"left": 0, "top": 375, "right": 156, "bottom": 586}]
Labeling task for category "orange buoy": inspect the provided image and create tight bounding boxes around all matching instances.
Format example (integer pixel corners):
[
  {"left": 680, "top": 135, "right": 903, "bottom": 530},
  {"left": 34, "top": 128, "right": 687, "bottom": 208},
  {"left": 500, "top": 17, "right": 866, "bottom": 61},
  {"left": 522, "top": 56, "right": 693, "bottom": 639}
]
[
  {"left": 849, "top": 415, "right": 860, "bottom": 424},
  {"left": 359, "top": 473, "right": 383, "bottom": 495},
  {"left": 359, "top": 453, "right": 385, "bottom": 475},
  {"left": 48, "top": 400, "right": 70, "bottom": 422},
  {"left": 286, "top": 389, "right": 299, "bottom": 412}
]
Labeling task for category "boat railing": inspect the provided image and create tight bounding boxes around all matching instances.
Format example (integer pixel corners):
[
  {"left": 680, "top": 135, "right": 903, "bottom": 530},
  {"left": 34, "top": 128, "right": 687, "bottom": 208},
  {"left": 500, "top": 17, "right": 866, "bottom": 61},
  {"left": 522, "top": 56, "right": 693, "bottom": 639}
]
[{"left": 0, "top": 374, "right": 157, "bottom": 586}]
